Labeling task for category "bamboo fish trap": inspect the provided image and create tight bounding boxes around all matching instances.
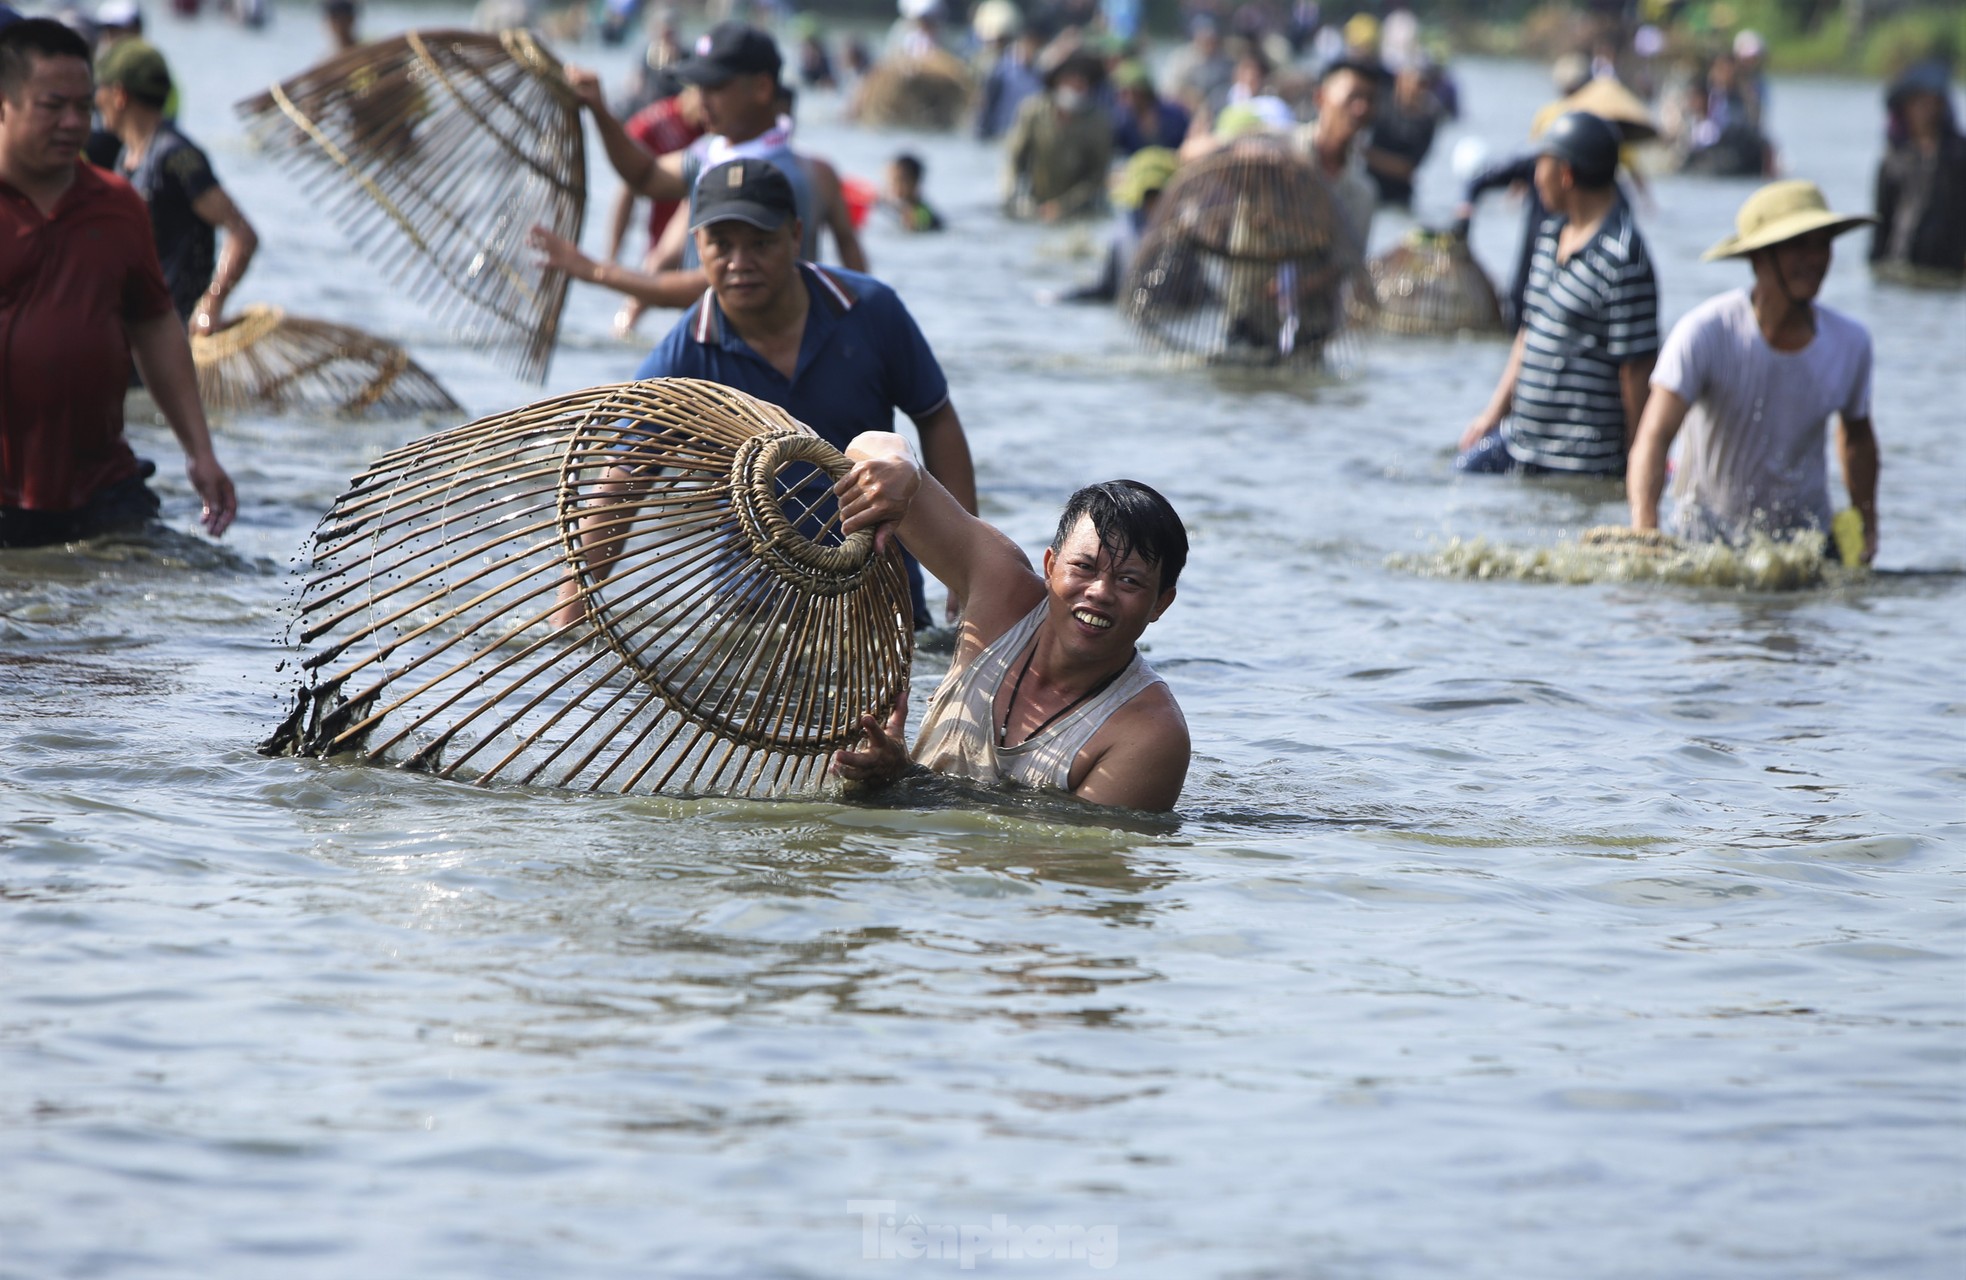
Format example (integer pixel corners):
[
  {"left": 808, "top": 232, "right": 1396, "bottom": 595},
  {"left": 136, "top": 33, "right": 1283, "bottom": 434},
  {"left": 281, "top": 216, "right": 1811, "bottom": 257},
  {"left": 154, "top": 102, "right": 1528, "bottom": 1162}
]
[
  {"left": 237, "top": 29, "right": 585, "bottom": 384},
  {"left": 1122, "top": 138, "right": 1371, "bottom": 368},
  {"left": 191, "top": 305, "right": 463, "bottom": 418},
  {"left": 265, "top": 379, "right": 914, "bottom": 799},
  {"left": 854, "top": 49, "right": 975, "bottom": 131},
  {"left": 1352, "top": 228, "right": 1507, "bottom": 336}
]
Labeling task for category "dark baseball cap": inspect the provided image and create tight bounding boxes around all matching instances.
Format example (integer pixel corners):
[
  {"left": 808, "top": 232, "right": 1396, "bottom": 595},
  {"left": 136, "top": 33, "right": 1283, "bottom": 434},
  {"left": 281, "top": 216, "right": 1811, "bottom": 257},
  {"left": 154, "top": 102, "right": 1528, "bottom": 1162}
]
[
  {"left": 689, "top": 158, "right": 797, "bottom": 232},
  {"left": 673, "top": 22, "right": 781, "bottom": 87},
  {"left": 1536, "top": 111, "right": 1621, "bottom": 186}
]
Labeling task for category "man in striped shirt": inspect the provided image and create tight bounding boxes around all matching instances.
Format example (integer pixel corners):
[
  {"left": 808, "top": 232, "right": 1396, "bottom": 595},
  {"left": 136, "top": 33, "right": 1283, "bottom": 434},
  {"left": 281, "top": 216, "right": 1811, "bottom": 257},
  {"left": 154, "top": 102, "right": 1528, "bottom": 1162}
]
[{"left": 1457, "top": 112, "right": 1658, "bottom": 477}]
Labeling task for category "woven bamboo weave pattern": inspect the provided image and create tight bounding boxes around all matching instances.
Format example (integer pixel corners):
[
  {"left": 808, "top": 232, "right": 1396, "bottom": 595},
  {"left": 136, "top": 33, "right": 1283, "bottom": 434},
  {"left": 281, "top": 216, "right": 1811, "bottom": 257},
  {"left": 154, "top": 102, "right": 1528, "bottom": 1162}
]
[
  {"left": 1352, "top": 230, "right": 1507, "bottom": 336},
  {"left": 192, "top": 305, "right": 463, "bottom": 418},
  {"left": 854, "top": 49, "right": 975, "bottom": 131},
  {"left": 1123, "top": 139, "right": 1371, "bottom": 368},
  {"left": 237, "top": 29, "right": 585, "bottom": 384},
  {"left": 266, "top": 379, "right": 913, "bottom": 799}
]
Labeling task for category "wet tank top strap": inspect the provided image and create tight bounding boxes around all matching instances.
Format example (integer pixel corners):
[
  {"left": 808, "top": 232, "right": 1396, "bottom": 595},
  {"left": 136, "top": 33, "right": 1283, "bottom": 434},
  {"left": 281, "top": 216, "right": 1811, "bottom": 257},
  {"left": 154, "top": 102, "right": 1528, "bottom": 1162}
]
[{"left": 911, "top": 604, "right": 1166, "bottom": 794}]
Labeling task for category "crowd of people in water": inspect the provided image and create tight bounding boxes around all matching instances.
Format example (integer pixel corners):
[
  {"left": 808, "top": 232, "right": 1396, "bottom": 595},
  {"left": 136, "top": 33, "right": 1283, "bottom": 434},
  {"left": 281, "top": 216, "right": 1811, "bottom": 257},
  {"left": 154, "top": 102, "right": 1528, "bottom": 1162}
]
[{"left": 1, "top": 0, "right": 1962, "bottom": 811}]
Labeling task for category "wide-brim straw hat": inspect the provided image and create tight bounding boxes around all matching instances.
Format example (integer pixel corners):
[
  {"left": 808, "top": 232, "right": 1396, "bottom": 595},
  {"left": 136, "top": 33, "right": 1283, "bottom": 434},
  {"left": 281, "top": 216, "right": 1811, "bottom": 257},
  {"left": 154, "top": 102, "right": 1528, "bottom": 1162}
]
[
  {"left": 1534, "top": 75, "right": 1657, "bottom": 142},
  {"left": 1702, "top": 180, "right": 1876, "bottom": 261}
]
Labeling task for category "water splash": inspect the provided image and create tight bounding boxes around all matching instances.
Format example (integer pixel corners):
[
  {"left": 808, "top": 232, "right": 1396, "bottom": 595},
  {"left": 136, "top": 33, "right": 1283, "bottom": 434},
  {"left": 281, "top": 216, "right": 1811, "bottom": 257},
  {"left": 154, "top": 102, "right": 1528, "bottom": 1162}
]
[{"left": 1389, "top": 527, "right": 1850, "bottom": 591}]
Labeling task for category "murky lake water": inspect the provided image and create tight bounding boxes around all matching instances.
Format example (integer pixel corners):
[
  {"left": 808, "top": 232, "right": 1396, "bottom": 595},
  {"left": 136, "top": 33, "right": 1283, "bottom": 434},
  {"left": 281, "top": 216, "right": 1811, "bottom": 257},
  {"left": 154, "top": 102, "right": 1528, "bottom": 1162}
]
[{"left": 3, "top": 9, "right": 1963, "bottom": 1276}]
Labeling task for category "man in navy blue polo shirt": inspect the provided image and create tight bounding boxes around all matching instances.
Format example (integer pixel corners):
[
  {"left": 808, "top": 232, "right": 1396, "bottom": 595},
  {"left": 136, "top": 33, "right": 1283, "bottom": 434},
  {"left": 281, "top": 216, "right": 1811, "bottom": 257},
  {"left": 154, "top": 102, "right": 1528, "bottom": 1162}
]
[{"left": 622, "top": 157, "right": 976, "bottom": 628}]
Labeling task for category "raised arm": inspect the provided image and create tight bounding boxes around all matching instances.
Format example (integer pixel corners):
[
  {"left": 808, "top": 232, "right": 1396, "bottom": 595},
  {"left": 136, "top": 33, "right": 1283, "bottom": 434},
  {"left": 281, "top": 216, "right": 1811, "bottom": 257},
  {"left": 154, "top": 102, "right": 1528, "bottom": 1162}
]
[
  {"left": 1462, "top": 151, "right": 1536, "bottom": 205},
  {"left": 565, "top": 66, "right": 688, "bottom": 202},
  {"left": 835, "top": 432, "right": 1038, "bottom": 639},
  {"left": 1627, "top": 385, "right": 1691, "bottom": 532},
  {"left": 126, "top": 310, "right": 235, "bottom": 536},
  {"left": 188, "top": 185, "right": 258, "bottom": 336}
]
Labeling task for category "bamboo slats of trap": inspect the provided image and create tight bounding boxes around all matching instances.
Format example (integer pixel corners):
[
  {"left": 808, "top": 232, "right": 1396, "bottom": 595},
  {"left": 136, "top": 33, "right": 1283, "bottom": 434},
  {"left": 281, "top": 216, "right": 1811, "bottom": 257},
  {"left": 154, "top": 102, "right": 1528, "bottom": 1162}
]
[
  {"left": 1122, "top": 139, "right": 1371, "bottom": 368},
  {"left": 237, "top": 29, "right": 585, "bottom": 384},
  {"left": 264, "top": 378, "right": 914, "bottom": 800},
  {"left": 192, "top": 305, "right": 463, "bottom": 418},
  {"left": 1351, "top": 229, "right": 1507, "bottom": 337},
  {"left": 854, "top": 49, "right": 974, "bottom": 131}
]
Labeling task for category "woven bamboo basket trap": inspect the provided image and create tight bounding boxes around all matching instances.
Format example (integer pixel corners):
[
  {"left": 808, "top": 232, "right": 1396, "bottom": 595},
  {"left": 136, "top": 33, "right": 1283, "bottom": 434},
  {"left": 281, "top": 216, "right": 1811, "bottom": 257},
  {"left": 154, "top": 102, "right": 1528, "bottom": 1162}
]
[
  {"left": 191, "top": 305, "right": 463, "bottom": 417},
  {"left": 237, "top": 29, "right": 585, "bottom": 384},
  {"left": 1123, "top": 139, "right": 1373, "bottom": 368},
  {"left": 1351, "top": 228, "right": 1507, "bottom": 336},
  {"left": 854, "top": 49, "right": 975, "bottom": 131},
  {"left": 265, "top": 379, "right": 914, "bottom": 798}
]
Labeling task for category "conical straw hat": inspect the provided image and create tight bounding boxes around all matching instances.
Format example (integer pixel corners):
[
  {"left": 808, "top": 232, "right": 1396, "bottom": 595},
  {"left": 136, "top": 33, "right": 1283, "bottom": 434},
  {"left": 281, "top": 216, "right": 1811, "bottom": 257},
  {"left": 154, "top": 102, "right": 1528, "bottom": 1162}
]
[
  {"left": 1533, "top": 76, "right": 1658, "bottom": 141},
  {"left": 265, "top": 378, "right": 913, "bottom": 799},
  {"left": 1702, "top": 180, "right": 1875, "bottom": 261}
]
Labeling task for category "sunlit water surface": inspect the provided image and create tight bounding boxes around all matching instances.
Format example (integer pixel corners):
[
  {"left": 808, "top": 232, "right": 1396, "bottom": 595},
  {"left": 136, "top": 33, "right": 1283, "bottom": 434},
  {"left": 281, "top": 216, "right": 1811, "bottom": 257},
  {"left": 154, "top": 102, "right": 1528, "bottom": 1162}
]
[{"left": 3, "top": 11, "right": 1962, "bottom": 1278}]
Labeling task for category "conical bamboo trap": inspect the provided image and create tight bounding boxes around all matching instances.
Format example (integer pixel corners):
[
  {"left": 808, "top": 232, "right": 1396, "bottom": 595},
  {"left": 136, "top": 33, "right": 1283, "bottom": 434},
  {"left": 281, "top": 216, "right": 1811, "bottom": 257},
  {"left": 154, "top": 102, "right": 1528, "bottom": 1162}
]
[
  {"left": 192, "top": 304, "right": 464, "bottom": 417},
  {"left": 1122, "top": 138, "right": 1372, "bottom": 368},
  {"left": 854, "top": 49, "right": 974, "bottom": 130},
  {"left": 265, "top": 378, "right": 914, "bottom": 799},
  {"left": 1351, "top": 228, "right": 1507, "bottom": 336},
  {"left": 237, "top": 29, "right": 585, "bottom": 384}
]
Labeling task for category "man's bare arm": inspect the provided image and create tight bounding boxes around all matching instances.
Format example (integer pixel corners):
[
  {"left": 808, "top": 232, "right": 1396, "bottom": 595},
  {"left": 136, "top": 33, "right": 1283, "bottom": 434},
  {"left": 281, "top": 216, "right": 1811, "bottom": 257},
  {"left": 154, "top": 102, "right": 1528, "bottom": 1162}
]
[
  {"left": 1627, "top": 385, "right": 1691, "bottom": 532},
  {"left": 127, "top": 311, "right": 235, "bottom": 536},
  {"left": 188, "top": 185, "right": 257, "bottom": 335},
  {"left": 564, "top": 66, "right": 688, "bottom": 202},
  {"left": 1461, "top": 327, "right": 1528, "bottom": 450},
  {"left": 1071, "top": 694, "right": 1189, "bottom": 811},
  {"left": 911, "top": 401, "right": 977, "bottom": 618},
  {"left": 604, "top": 185, "right": 639, "bottom": 264},
  {"left": 530, "top": 225, "right": 707, "bottom": 309},
  {"left": 912, "top": 401, "right": 976, "bottom": 516},
  {"left": 836, "top": 432, "right": 1038, "bottom": 639},
  {"left": 1619, "top": 352, "right": 1656, "bottom": 459},
  {"left": 1836, "top": 413, "right": 1880, "bottom": 563}
]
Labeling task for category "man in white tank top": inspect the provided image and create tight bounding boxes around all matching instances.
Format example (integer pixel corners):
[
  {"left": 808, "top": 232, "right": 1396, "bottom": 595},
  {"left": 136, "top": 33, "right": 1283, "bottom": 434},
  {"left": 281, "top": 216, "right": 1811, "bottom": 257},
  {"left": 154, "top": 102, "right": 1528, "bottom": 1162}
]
[
  {"left": 1628, "top": 181, "right": 1882, "bottom": 561},
  {"left": 831, "top": 433, "right": 1192, "bottom": 812}
]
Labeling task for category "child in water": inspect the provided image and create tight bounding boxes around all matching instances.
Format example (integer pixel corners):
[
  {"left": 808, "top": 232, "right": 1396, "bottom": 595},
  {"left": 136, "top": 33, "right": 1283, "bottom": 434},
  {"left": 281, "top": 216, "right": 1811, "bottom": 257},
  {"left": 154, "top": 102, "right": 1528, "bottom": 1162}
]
[{"left": 885, "top": 153, "right": 944, "bottom": 232}]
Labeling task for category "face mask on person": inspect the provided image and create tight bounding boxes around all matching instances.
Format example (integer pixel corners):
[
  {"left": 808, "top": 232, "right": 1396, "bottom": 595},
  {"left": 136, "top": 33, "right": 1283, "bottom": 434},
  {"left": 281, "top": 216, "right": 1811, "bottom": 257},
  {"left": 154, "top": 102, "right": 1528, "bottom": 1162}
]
[{"left": 1054, "top": 85, "right": 1087, "bottom": 113}]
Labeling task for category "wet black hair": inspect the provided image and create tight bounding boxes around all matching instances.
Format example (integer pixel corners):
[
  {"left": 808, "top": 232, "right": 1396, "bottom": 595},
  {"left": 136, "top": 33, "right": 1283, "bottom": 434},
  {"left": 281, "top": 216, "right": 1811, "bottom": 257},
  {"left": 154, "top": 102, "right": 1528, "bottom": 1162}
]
[
  {"left": 1050, "top": 480, "right": 1187, "bottom": 594},
  {"left": 0, "top": 18, "right": 92, "bottom": 100},
  {"left": 892, "top": 151, "right": 924, "bottom": 183}
]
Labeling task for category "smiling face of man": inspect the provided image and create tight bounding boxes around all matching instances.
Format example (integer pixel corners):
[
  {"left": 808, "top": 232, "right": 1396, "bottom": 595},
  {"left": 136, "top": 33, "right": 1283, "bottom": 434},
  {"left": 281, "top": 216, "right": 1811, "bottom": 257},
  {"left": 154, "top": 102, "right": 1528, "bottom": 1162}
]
[{"left": 1040, "top": 514, "right": 1174, "bottom": 660}]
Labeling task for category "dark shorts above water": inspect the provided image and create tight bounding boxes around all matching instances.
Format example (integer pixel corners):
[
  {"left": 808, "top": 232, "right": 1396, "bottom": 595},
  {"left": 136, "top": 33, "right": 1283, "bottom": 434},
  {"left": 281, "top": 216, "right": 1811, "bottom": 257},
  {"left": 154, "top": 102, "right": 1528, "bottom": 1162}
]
[{"left": 0, "top": 464, "right": 161, "bottom": 549}]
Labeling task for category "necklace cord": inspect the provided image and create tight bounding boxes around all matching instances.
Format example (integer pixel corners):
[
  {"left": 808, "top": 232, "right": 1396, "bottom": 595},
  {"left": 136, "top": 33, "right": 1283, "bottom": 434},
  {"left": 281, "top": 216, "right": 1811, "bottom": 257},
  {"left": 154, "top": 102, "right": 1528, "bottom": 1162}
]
[{"left": 998, "top": 640, "right": 1129, "bottom": 749}]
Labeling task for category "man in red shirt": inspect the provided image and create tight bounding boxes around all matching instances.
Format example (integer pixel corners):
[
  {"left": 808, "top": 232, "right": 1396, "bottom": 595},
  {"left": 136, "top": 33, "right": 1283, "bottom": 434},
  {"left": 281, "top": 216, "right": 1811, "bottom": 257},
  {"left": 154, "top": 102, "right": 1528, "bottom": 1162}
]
[{"left": 0, "top": 19, "right": 233, "bottom": 547}]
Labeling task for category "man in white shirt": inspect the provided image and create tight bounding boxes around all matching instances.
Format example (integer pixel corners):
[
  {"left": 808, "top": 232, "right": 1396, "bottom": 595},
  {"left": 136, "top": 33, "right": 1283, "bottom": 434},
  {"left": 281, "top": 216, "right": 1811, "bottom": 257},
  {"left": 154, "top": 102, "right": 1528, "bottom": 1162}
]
[{"left": 1628, "top": 181, "right": 1880, "bottom": 561}]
